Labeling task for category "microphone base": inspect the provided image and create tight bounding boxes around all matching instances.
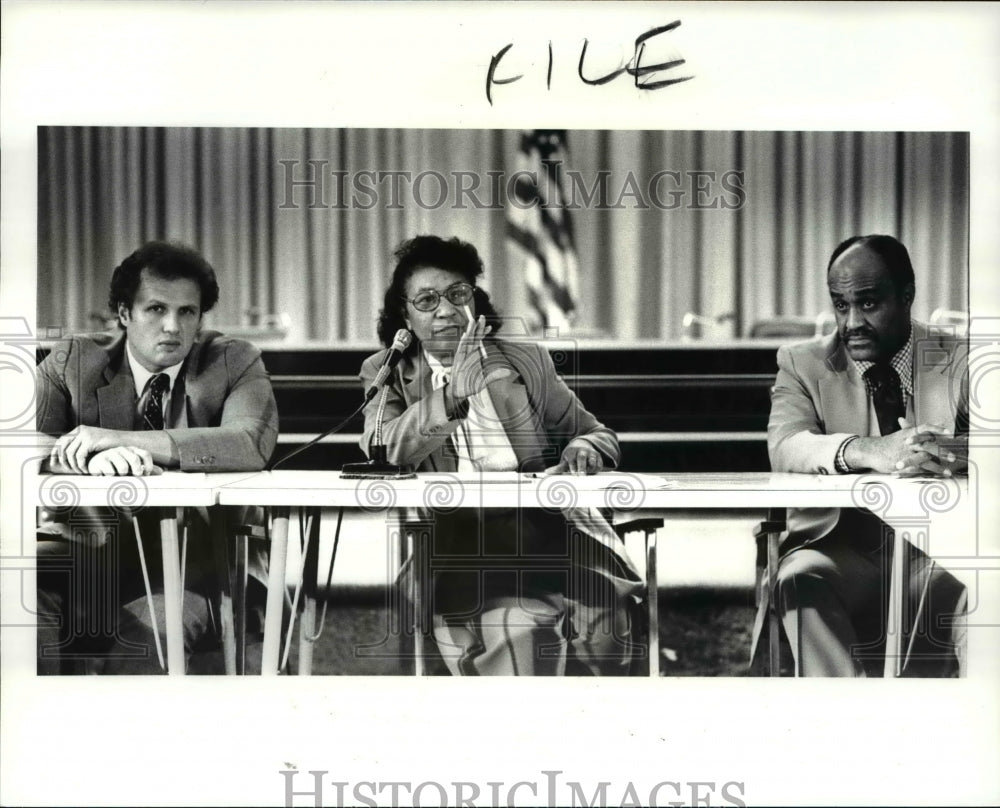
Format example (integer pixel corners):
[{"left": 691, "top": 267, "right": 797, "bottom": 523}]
[
  {"left": 341, "top": 445, "right": 416, "bottom": 480},
  {"left": 340, "top": 461, "right": 417, "bottom": 480}
]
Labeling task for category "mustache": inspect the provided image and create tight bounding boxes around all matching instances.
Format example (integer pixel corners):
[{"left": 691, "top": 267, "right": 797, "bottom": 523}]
[{"left": 842, "top": 327, "right": 876, "bottom": 340}]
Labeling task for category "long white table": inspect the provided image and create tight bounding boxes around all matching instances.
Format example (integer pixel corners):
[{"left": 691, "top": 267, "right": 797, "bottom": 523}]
[
  {"left": 35, "top": 470, "right": 973, "bottom": 676},
  {"left": 212, "top": 470, "right": 973, "bottom": 676}
]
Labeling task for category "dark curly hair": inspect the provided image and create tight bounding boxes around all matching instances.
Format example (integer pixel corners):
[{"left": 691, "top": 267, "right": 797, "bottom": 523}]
[
  {"left": 109, "top": 240, "right": 220, "bottom": 321},
  {"left": 377, "top": 235, "right": 502, "bottom": 354},
  {"left": 827, "top": 234, "right": 915, "bottom": 296}
]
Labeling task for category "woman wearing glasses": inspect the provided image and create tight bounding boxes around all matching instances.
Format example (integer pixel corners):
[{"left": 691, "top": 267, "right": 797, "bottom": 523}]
[{"left": 359, "top": 234, "right": 642, "bottom": 676}]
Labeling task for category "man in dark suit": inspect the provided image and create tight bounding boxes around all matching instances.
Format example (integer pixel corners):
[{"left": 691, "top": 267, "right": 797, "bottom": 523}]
[
  {"left": 761, "top": 234, "right": 968, "bottom": 676},
  {"left": 36, "top": 241, "right": 279, "bottom": 673}
]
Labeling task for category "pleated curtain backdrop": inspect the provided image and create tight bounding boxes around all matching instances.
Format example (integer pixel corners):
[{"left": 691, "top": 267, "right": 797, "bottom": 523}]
[{"left": 38, "top": 127, "right": 968, "bottom": 343}]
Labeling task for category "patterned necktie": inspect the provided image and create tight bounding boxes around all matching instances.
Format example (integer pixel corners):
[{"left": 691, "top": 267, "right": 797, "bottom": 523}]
[
  {"left": 864, "top": 363, "right": 904, "bottom": 436},
  {"left": 142, "top": 373, "right": 170, "bottom": 431}
]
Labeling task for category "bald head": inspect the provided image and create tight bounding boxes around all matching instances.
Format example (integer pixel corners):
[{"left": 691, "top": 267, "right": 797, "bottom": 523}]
[{"left": 827, "top": 238, "right": 914, "bottom": 363}]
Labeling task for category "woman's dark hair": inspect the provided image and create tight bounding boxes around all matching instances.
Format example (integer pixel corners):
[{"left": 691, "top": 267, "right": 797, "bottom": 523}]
[
  {"left": 377, "top": 235, "right": 502, "bottom": 352},
  {"left": 826, "top": 234, "right": 915, "bottom": 295},
  {"left": 109, "top": 240, "right": 220, "bottom": 318}
]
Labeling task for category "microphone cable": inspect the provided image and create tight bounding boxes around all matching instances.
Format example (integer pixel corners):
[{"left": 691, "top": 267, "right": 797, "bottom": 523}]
[{"left": 266, "top": 398, "right": 368, "bottom": 471}]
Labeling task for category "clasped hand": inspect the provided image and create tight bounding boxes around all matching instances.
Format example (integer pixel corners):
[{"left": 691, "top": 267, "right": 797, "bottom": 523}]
[
  {"left": 49, "top": 426, "right": 162, "bottom": 476},
  {"left": 867, "top": 418, "right": 966, "bottom": 477}
]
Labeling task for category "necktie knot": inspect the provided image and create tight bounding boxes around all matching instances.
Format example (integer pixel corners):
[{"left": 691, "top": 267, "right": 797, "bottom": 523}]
[
  {"left": 149, "top": 373, "right": 170, "bottom": 397},
  {"left": 863, "top": 363, "right": 893, "bottom": 390}
]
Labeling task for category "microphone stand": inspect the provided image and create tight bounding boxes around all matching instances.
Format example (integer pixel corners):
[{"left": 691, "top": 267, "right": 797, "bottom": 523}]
[{"left": 341, "top": 383, "right": 416, "bottom": 479}]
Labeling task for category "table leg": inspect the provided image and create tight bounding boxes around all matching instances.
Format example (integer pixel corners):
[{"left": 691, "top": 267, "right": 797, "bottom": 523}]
[
  {"left": 159, "top": 507, "right": 185, "bottom": 675},
  {"left": 884, "top": 530, "right": 905, "bottom": 678},
  {"left": 262, "top": 505, "right": 290, "bottom": 675},
  {"left": 411, "top": 528, "right": 426, "bottom": 678}
]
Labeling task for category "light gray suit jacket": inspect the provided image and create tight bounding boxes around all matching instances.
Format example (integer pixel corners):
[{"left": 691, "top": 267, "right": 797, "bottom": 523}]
[
  {"left": 359, "top": 339, "right": 620, "bottom": 473},
  {"left": 768, "top": 320, "right": 968, "bottom": 543},
  {"left": 359, "top": 338, "right": 641, "bottom": 600}
]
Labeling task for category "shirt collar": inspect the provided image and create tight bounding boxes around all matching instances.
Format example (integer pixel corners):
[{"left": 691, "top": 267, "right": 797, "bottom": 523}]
[
  {"left": 851, "top": 322, "right": 914, "bottom": 398},
  {"left": 422, "top": 349, "right": 451, "bottom": 391},
  {"left": 126, "top": 341, "right": 184, "bottom": 399}
]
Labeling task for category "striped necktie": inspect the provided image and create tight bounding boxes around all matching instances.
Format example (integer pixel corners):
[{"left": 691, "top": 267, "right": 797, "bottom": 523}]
[{"left": 142, "top": 373, "right": 170, "bottom": 431}]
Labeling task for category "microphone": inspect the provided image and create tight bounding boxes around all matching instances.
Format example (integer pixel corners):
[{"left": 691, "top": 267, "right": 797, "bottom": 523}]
[
  {"left": 365, "top": 329, "right": 412, "bottom": 401},
  {"left": 267, "top": 329, "right": 414, "bottom": 473},
  {"left": 341, "top": 328, "right": 416, "bottom": 480}
]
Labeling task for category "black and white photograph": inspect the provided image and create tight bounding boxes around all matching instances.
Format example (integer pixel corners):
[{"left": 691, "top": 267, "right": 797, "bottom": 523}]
[
  {"left": 31, "top": 125, "right": 972, "bottom": 679},
  {"left": 2, "top": 3, "right": 999, "bottom": 807}
]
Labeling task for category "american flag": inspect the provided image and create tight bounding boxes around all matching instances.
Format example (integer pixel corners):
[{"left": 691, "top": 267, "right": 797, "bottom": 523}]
[{"left": 506, "top": 130, "right": 579, "bottom": 333}]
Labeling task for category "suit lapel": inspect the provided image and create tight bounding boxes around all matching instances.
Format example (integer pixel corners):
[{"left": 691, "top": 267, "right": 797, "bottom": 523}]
[
  {"left": 399, "top": 353, "right": 448, "bottom": 471},
  {"left": 482, "top": 342, "right": 530, "bottom": 426},
  {"left": 96, "top": 344, "right": 138, "bottom": 430},
  {"left": 815, "top": 322, "right": 959, "bottom": 437},
  {"left": 912, "top": 323, "right": 958, "bottom": 429},
  {"left": 818, "top": 336, "right": 872, "bottom": 436},
  {"left": 171, "top": 374, "right": 191, "bottom": 429},
  {"left": 172, "top": 337, "right": 208, "bottom": 430},
  {"left": 484, "top": 342, "right": 548, "bottom": 470},
  {"left": 400, "top": 352, "right": 434, "bottom": 411}
]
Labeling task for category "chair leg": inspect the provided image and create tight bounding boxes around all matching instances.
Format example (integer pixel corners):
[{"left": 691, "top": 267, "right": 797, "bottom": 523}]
[
  {"left": 233, "top": 530, "right": 248, "bottom": 675},
  {"left": 210, "top": 519, "right": 237, "bottom": 676},
  {"left": 297, "top": 509, "right": 322, "bottom": 676},
  {"left": 645, "top": 527, "right": 659, "bottom": 678},
  {"left": 754, "top": 507, "right": 788, "bottom": 677},
  {"left": 767, "top": 529, "right": 781, "bottom": 677},
  {"left": 131, "top": 515, "right": 165, "bottom": 671},
  {"left": 298, "top": 597, "right": 318, "bottom": 676}
]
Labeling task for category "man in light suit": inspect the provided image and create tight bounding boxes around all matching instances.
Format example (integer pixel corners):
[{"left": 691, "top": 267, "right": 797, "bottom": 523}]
[
  {"left": 763, "top": 234, "right": 967, "bottom": 676},
  {"left": 36, "top": 241, "right": 279, "bottom": 673},
  {"left": 360, "top": 235, "right": 642, "bottom": 675}
]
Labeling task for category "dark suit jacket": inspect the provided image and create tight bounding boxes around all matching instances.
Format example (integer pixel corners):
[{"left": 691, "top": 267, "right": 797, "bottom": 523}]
[
  {"left": 37, "top": 329, "right": 278, "bottom": 471},
  {"left": 36, "top": 329, "right": 278, "bottom": 590},
  {"left": 768, "top": 320, "right": 969, "bottom": 543}
]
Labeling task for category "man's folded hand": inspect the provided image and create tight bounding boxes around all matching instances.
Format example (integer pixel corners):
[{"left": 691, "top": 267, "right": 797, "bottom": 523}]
[{"left": 86, "top": 446, "right": 164, "bottom": 476}]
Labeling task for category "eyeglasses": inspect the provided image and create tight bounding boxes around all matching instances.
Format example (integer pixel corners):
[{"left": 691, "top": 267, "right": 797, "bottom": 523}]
[{"left": 403, "top": 282, "right": 475, "bottom": 313}]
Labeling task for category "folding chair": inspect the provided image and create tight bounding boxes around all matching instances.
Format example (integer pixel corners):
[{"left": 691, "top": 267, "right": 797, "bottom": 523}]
[
  {"left": 752, "top": 507, "right": 788, "bottom": 676},
  {"left": 406, "top": 515, "right": 664, "bottom": 677},
  {"left": 214, "top": 517, "right": 266, "bottom": 675}
]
